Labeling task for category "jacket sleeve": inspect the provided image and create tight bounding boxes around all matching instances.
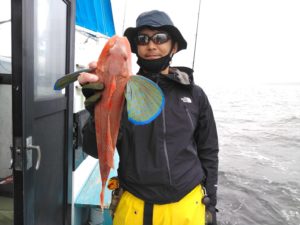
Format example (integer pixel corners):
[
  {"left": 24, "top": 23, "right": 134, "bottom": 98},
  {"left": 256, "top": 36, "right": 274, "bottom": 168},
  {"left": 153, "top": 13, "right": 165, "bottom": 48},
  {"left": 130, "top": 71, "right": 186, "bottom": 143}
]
[
  {"left": 195, "top": 90, "right": 219, "bottom": 207},
  {"left": 82, "top": 116, "right": 98, "bottom": 158}
]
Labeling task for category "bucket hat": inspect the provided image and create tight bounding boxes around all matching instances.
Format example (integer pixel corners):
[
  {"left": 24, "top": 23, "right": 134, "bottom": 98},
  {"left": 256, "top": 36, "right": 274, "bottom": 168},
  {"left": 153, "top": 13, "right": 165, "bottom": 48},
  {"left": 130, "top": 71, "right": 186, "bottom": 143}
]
[{"left": 124, "top": 10, "right": 187, "bottom": 53}]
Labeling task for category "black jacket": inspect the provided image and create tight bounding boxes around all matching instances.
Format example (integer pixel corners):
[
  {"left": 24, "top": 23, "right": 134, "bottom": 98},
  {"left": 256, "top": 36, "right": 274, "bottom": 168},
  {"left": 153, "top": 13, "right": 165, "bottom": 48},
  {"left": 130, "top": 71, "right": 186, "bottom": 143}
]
[{"left": 82, "top": 67, "right": 219, "bottom": 206}]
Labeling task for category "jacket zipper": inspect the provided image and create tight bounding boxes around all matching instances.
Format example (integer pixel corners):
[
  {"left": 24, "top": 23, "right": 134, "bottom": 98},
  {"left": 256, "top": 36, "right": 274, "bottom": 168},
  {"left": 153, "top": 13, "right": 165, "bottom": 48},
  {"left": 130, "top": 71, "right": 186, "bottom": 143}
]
[
  {"left": 162, "top": 108, "right": 172, "bottom": 185},
  {"left": 157, "top": 76, "right": 172, "bottom": 185},
  {"left": 184, "top": 106, "right": 195, "bottom": 129}
]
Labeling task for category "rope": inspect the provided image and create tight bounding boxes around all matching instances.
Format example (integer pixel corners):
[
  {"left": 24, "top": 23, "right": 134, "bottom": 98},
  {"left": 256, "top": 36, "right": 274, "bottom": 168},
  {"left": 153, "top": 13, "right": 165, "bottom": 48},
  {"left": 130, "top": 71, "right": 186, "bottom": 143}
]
[{"left": 192, "top": 0, "right": 202, "bottom": 70}]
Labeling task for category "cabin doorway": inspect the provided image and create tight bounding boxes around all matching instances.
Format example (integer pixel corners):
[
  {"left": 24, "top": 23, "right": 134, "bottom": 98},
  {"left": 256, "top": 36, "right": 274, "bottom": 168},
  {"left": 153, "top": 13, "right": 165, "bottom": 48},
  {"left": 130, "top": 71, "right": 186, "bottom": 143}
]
[{"left": 0, "top": 0, "right": 75, "bottom": 224}]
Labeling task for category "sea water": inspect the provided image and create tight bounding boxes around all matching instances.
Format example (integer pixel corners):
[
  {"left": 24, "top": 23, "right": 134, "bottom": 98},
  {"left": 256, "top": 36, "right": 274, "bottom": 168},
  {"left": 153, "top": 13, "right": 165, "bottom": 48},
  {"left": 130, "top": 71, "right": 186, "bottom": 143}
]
[{"left": 204, "top": 83, "right": 300, "bottom": 225}]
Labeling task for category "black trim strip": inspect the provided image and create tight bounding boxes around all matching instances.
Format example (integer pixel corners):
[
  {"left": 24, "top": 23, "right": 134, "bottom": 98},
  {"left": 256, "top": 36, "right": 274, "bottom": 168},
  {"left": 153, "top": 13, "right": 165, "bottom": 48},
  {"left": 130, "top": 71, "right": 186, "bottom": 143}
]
[
  {"left": 0, "top": 74, "right": 12, "bottom": 84},
  {"left": 143, "top": 202, "right": 153, "bottom": 225},
  {"left": 65, "top": 1, "right": 75, "bottom": 224},
  {"left": 11, "top": 0, "right": 23, "bottom": 223},
  {"left": 34, "top": 97, "right": 67, "bottom": 119}
]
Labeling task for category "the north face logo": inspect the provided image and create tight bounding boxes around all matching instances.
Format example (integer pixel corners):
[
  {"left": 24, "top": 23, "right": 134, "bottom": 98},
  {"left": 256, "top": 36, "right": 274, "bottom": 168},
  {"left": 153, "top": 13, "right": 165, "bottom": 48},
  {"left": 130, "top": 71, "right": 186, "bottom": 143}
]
[{"left": 181, "top": 97, "right": 192, "bottom": 103}]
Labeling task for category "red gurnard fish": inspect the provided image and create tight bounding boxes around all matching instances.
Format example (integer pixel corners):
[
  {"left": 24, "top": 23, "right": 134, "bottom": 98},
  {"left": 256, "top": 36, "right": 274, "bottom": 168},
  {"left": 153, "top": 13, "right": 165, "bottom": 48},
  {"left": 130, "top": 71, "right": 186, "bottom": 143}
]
[
  {"left": 94, "top": 35, "right": 165, "bottom": 208},
  {"left": 94, "top": 36, "right": 131, "bottom": 208},
  {"left": 53, "top": 35, "right": 164, "bottom": 209}
]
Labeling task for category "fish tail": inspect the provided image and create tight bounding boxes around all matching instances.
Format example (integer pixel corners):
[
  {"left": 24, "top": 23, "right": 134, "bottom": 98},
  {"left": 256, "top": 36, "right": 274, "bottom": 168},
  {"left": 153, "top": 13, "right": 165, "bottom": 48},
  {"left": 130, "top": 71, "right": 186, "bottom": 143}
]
[{"left": 100, "top": 182, "right": 105, "bottom": 210}]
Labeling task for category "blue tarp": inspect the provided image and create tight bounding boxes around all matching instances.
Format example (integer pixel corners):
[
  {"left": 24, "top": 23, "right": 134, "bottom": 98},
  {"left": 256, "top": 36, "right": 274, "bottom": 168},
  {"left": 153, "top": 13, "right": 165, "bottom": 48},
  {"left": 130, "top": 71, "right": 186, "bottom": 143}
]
[{"left": 76, "top": 0, "right": 115, "bottom": 37}]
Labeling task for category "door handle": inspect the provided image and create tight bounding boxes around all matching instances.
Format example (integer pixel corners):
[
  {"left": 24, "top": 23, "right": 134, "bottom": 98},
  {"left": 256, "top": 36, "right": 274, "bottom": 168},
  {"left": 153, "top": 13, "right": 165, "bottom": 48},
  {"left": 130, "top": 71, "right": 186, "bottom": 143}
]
[
  {"left": 26, "top": 136, "right": 41, "bottom": 170},
  {"left": 27, "top": 145, "right": 41, "bottom": 170},
  {"left": 11, "top": 137, "right": 42, "bottom": 171}
]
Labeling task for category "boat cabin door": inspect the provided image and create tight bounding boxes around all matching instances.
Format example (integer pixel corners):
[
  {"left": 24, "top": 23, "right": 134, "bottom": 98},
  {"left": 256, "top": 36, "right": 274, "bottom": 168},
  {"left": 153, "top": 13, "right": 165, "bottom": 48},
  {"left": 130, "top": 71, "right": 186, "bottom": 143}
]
[{"left": 10, "top": 0, "right": 75, "bottom": 224}]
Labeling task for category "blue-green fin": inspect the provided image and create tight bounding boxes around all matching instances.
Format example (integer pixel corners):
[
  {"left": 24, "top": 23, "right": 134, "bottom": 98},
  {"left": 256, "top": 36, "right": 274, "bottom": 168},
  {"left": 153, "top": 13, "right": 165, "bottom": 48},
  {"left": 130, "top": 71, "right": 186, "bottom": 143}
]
[
  {"left": 125, "top": 75, "right": 165, "bottom": 125},
  {"left": 53, "top": 68, "right": 93, "bottom": 90}
]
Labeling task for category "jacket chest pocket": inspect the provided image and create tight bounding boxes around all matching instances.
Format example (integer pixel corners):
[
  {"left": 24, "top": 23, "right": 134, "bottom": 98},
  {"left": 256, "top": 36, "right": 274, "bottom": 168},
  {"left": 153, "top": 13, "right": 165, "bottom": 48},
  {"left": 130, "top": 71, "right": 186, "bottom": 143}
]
[
  {"left": 166, "top": 101, "right": 197, "bottom": 134},
  {"left": 183, "top": 104, "right": 195, "bottom": 129}
]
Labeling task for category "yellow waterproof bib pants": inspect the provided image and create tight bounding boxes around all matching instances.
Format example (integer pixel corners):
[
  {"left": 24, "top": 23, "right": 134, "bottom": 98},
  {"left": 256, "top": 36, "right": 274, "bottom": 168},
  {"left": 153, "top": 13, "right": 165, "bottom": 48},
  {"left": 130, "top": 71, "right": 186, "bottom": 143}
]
[{"left": 113, "top": 185, "right": 206, "bottom": 225}]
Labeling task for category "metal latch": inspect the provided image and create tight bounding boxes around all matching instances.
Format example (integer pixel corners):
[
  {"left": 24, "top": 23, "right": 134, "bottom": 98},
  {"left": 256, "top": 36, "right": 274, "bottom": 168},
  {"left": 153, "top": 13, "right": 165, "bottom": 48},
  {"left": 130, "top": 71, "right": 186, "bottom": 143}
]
[
  {"left": 11, "top": 136, "right": 41, "bottom": 171},
  {"left": 10, "top": 146, "right": 22, "bottom": 171},
  {"left": 26, "top": 136, "right": 41, "bottom": 170}
]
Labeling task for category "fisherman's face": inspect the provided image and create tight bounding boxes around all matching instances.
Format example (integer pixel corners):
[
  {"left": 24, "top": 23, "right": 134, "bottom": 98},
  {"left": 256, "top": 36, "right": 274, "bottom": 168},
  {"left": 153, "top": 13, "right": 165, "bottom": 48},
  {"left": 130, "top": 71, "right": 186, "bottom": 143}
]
[{"left": 136, "top": 28, "right": 176, "bottom": 60}]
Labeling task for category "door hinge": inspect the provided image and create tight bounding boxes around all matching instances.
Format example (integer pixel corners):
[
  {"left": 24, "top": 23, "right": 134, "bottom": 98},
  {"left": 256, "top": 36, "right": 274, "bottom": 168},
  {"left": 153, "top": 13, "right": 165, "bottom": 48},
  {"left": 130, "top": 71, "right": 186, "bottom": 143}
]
[
  {"left": 73, "top": 116, "right": 79, "bottom": 150},
  {"left": 73, "top": 110, "right": 90, "bottom": 150},
  {"left": 11, "top": 137, "right": 23, "bottom": 171}
]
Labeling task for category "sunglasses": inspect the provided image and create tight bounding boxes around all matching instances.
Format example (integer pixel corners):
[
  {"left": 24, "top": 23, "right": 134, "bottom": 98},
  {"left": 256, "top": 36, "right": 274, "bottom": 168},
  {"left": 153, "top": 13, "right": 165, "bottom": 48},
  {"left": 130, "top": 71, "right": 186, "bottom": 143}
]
[{"left": 136, "top": 32, "right": 170, "bottom": 45}]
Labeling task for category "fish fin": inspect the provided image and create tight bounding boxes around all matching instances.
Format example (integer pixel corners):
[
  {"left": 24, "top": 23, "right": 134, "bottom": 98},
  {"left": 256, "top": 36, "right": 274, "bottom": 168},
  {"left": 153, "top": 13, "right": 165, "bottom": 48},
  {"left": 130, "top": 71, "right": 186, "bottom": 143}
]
[
  {"left": 53, "top": 68, "right": 93, "bottom": 90},
  {"left": 125, "top": 75, "right": 165, "bottom": 125},
  {"left": 106, "top": 116, "right": 113, "bottom": 155},
  {"left": 106, "top": 76, "right": 117, "bottom": 109}
]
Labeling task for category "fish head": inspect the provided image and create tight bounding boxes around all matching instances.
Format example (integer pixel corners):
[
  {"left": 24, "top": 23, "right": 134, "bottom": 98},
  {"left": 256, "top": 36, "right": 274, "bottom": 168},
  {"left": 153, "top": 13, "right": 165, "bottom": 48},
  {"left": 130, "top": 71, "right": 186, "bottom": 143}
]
[{"left": 97, "top": 35, "right": 132, "bottom": 79}]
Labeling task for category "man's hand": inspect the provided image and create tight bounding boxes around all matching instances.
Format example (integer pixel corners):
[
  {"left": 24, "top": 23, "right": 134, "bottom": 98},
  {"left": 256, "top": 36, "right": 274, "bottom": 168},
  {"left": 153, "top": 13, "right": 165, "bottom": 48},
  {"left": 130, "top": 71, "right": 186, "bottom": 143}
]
[{"left": 78, "top": 62, "right": 105, "bottom": 114}]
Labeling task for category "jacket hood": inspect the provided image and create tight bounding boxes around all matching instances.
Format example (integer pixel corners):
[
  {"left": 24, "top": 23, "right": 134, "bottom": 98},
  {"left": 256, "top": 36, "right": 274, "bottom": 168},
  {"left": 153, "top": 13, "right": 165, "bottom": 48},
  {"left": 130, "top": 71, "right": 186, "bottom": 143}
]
[
  {"left": 138, "top": 66, "right": 194, "bottom": 87},
  {"left": 169, "top": 67, "right": 194, "bottom": 86}
]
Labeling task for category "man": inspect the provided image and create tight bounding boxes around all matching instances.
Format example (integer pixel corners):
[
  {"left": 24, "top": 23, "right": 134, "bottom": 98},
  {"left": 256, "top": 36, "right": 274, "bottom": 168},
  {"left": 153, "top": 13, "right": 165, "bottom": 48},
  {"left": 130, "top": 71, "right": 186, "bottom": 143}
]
[{"left": 79, "top": 10, "right": 219, "bottom": 225}]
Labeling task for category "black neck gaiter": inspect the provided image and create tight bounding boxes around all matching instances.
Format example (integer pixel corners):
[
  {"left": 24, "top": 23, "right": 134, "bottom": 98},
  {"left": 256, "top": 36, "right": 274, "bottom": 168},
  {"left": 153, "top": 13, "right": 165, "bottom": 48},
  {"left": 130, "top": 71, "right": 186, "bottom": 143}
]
[{"left": 137, "top": 54, "right": 172, "bottom": 73}]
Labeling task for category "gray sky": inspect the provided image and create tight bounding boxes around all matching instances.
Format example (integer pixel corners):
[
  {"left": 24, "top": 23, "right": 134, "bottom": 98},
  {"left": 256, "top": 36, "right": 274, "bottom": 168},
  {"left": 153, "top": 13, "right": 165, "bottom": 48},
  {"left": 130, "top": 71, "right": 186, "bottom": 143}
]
[
  {"left": 112, "top": 0, "right": 300, "bottom": 86},
  {"left": 1, "top": 0, "right": 300, "bottom": 85}
]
